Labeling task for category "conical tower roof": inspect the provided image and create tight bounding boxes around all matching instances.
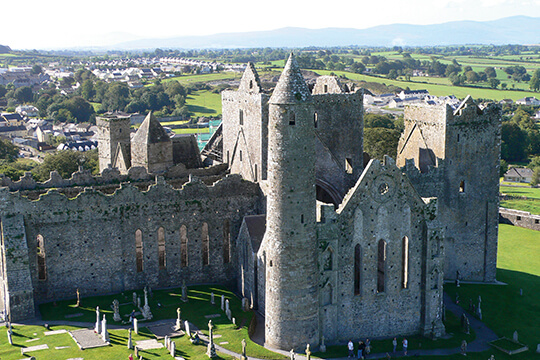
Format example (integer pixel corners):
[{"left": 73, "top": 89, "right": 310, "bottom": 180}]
[
  {"left": 269, "top": 53, "right": 311, "bottom": 104},
  {"left": 132, "top": 111, "right": 170, "bottom": 144}
]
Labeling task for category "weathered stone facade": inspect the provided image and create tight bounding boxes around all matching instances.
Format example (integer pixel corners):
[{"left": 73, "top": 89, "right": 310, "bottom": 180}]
[
  {"left": 499, "top": 207, "right": 540, "bottom": 231},
  {"left": 0, "top": 54, "right": 501, "bottom": 354},
  {"left": 396, "top": 97, "right": 501, "bottom": 282}
]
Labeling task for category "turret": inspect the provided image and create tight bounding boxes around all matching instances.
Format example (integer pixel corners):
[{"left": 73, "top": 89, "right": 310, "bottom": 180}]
[
  {"left": 96, "top": 113, "right": 131, "bottom": 173},
  {"left": 131, "top": 112, "right": 173, "bottom": 173},
  {"left": 263, "top": 54, "right": 319, "bottom": 350}
]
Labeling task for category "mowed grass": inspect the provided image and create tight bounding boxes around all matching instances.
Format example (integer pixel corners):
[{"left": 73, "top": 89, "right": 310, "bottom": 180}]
[
  {"left": 500, "top": 185, "right": 540, "bottom": 214},
  {"left": 36, "top": 285, "right": 285, "bottom": 360},
  {"left": 444, "top": 224, "right": 540, "bottom": 359},
  {"left": 185, "top": 90, "right": 222, "bottom": 117},
  {"left": 172, "top": 128, "right": 210, "bottom": 135},
  {"left": 164, "top": 72, "right": 241, "bottom": 86}
]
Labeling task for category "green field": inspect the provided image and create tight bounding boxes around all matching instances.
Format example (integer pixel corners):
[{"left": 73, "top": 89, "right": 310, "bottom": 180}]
[
  {"left": 185, "top": 90, "right": 222, "bottom": 117},
  {"left": 163, "top": 72, "right": 241, "bottom": 86},
  {"left": 500, "top": 185, "right": 540, "bottom": 199},
  {"left": 172, "top": 128, "right": 210, "bottom": 135},
  {"left": 500, "top": 185, "right": 540, "bottom": 214}
]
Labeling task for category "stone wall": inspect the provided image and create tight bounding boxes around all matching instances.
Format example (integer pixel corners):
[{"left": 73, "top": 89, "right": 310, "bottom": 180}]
[
  {"left": 499, "top": 207, "right": 540, "bottom": 231},
  {"left": 0, "top": 174, "right": 262, "bottom": 320}
]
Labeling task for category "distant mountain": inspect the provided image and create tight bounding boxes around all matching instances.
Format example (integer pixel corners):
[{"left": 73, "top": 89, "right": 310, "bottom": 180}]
[
  {"left": 107, "top": 16, "right": 540, "bottom": 50},
  {"left": 0, "top": 45, "right": 11, "bottom": 54}
]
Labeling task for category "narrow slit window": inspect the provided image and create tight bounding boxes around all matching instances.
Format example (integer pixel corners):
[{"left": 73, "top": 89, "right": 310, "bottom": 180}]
[
  {"left": 37, "top": 234, "right": 47, "bottom": 281},
  {"left": 249, "top": 80, "right": 253, "bottom": 89},
  {"left": 202, "top": 223, "right": 209, "bottom": 266},
  {"left": 289, "top": 112, "right": 295, "bottom": 125},
  {"left": 158, "top": 227, "right": 166, "bottom": 269},
  {"left": 314, "top": 112, "right": 318, "bottom": 128},
  {"left": 239, "top": 109, "right": 244, "bottom": 125},
  {"left": 180, "top": 225, "right": 188, "bottom": 267},
  {"left": 354, "top": 244, "right": 361, "bottom": 295},
  {"left": 223, "top": 219, "right": 230, "bottom": 264},
  {"left": 324, "top": 84, "right": 328, "bottom": 93},
  {"left": 301, "top": 214, "right": 304, "bottom": 223},
  {"left": 254, "top": 164, "right": 258, "bottom": 182},
  {"left": 239, "top": 150, "right": 242, "bottom": 162},
  {"left": 460, "top": 180, "right": 465, "bottom": 193},
  {"left": 377, "top": 239, "right": 386, "bottom": 293},
  {"left": 345, "top": 158, "right": 353, "bottom": 174},
  {"left": 135, "top": 229, "right": 143, "bottom": 273},
  {"left": 402, "top": 236, "right": 409, "bottom": 289}
]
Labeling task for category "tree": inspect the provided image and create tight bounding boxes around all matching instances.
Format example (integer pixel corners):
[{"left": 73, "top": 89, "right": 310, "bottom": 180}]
[
  {"left": 102, "top": 82, "right": 130, "bottom": 111},
  {"left": 387, "top": 69, "right": 398, "bottom": 79},
  {"left": 0, "top": 139, "right": 19, "bottom": 161},
  {"left": 484, "top": 67, "right": 496, "bottom": 78},
  {"left": 31, "top": 64, "right": 42, "bottom": 74},
  {"left": 81, "top": 79, "right": 96, "bottom": 101},
  {"left": 33, "top": 149, "right": 98, "bottom": 181},
  {"left": 465, "top": 71, "right": 479, "bottom": 83},
  {"left": 489, "top": 78, "right": 500, "bottom": 89},
  {"left": 364, "top": 113, "right": 396, "bottom": 129},
  {"left": 528, "top": 156, "right": 540, "bottom": 169},
  {"left": 63, "top": 96, "right": 95, "bottom": 123},
  {"left": 501, "top": 122, "right": 527, "bottom": 162},
  {"left": 0, "top": 84, "right": 6, "bottom": 98},
  {"left": 531, "top": 167, "right": 540, "bottom": 186},
  {"left": 499, "top": 159, "right": 508, "bottom": 177},
  {"left": 363, "top": 128, "right": 401, "bottom": 160},
  {"left": 529, "top": 69, "right": 540, "bottom": 91},
  {"left": 13, "top": 86, "right": 33, "bottom": 103}
]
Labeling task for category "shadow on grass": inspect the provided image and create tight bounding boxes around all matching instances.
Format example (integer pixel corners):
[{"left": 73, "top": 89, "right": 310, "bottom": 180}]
[{"left": 187, "top": 104, "right": 217, "bottom": 114}]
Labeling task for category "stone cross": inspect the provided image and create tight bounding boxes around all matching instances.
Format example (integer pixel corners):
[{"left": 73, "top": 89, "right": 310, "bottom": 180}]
[
  {"left": 170, "top": 340, "right": 176, "bottom": 357},
  {"left": 225, "top": 299, "right": 230, "bottom": 312},
  {"left": 133, "top": 317, "right": 139, "bottom": 335},
  {"left": 164, "top": 335, "right": 169, "bottom": 350},
  {"left": 127, "top": 329, "right": 133, "bottom": 349},
  {"left": 137, "top": 296, "right": 141, "bottom": 309},
  {"left": 320, "top": 336, "right": 326, "bottom": 353},
  {"left": 461, "top": 340, "right": 467, "bottom": 355},
  {"left": 211, "top": 292, "right": 215, "bottom": 305},
  {"left": 184, "top": 320, "right": 191, "bottom": 337},
  {"left": 182, "top": 280, "right": 188, "bottom": 302},
  {"left": 290, "top": 349, "right": 295, "bottom": 360},
  {"left": 95, "top": 306, "right": 101, "bottom": 333},
  {"left": 76, "top": 288, "right": 81, "bottom": 307},
  {"left": 226, "top": 308, "right": 232, "bottom": 321},
  {"left": 513, "top": 331, "right": 518, "bottom": 342},
  {"left": 221, "top": 295, "right": 225, "bottom": 310},
  {"left": 207, "top": 320, "right": 216, "bottom": 358},
  {"left": 101, "top": 314, "right": 109, "bottom": 342},
  {"left": 176, "top": 308, "right": 182, "bottom": 330},
  {"left": 133, "top": 292, "right": 137, "bottom": 306},
  {"left": 306, "top": 344, "right": 311, "bottom": 360}
]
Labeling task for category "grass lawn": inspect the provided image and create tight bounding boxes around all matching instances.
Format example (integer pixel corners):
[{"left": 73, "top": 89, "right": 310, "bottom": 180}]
[
  {"left": 444, "top": 224, "right": 540, "bottom": 360},
  {"left": 500, "top": 185, "right": 540, "bottom": 200},
  {"left": 37, "top": 284, "right": 285, "bottom": 360},
  {"left": 185, "top": 90, "right": 222, "bottom": 117},
  {"left": 89, "top": 102, "right": 102, "bottom": 112},
  {"left": 172, "top": 128, "right": 210, "bottom": 135},
  {"left": 500, "top": 185, "right": 540, "bottom": 214},
  {"left": 163, "top": 72, "right": 241, "bottom": 86}
]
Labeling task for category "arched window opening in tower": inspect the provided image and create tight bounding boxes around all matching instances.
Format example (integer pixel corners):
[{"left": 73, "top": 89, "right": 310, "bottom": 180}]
[
  {"left": 324, "top": 248, "right": 333, "bottom": 271},
  {"left": 402, "top": 236, "right": 409, "bottom": 289},
  {"left": 158, "top": 227, "right": 166, "bottom": 269},
  {"left": 249, "top": 80, "right": 253, "bottom": 89},
  {"left": 354, "top": 244, "right": 361, "bottom": 295},
  {"left": 460, "top": 180, "right": 465, "bottom": 193},
  {"left": 377, "top": 239, "right": 387, "bottom": 293},
  {"left": 202, "top": 222, "right": 209, "bottom": 266},
  {"left": 37, "top": 234, "right": 47, "bottom": 281},
  {"left": 180, "top": 225, "right": 188, "bottom": 267},
  {"left": 135, "top": 229, "right": 143, "bottom": 273},
  {"left": 223, "top": 219, "right": 230, "bottom": 264}
]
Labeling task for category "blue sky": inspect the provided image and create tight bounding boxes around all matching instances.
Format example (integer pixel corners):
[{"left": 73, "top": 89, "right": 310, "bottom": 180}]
[{"left": 2, "top": 0, "right": 539, "bottom": 49}]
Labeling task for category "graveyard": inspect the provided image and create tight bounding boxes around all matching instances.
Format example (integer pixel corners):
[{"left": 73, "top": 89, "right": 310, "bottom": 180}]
[{"left": 0, "top": 224, "right": 537, "bottom": 360}]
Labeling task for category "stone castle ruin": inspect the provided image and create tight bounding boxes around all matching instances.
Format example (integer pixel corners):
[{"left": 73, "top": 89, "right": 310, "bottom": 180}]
[{"left": 0, "top": 54, "right": 500, "bottom": 351}]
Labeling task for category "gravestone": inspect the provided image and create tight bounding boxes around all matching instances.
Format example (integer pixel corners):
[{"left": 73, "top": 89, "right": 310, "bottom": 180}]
[
  {"left": 137, "top": 297, "right": 141, "bottom": 309},
  {"left": 134, "top": 318, "right": 139, "bottom": 335},
  {"left": 306, "top": 344, "right": 311, "bottom": 360},
  {"left": 133, "top": 292, "right": 137, "bottom": 306},
  {"left": 535, "top": 344, "right": 540, "bottom": 353},
  {"left": 164, "top": 335, "right": 169, "bottom": 350},
  {"left": 95, "top": 306, "right": 101, "bottom": 333},
  {"left": 513, "top": 331, "right": 518, "bottom": 342},
  {"left": 211, "top": 292, "right": 215, "bottom": 305},
  {"left": 241, "top": 339, "right": 247, "bottom": 360},
  {"left": 184, "top": 320, "right": 191, "bottom": 338},
  {"left": 182, "top": 280, "right": 188, "bottom": 302},
  {"left": 142, "top": 287, "right": 153, "bottom": 320},
  {"left": 101, "top": 315, "right": 109, "bottom": 342},
  {"left": 206, "top": 320, "right": 216, "bottom": 358},
  {"left": 320, "top": 336, "right": 326, "bottom": 353},
  {"left": 225, "top": 299, "right": 230, "bottom": 313},
  {"left": 128, "top": 329, "right": 133, "bottom": 349},
  {"left": 461, "top": 340, "right": 467, "bottom": 355},
  {"left": 290, "top": 349, "right": 295, "bottom": 360},
  {"left": 113, "top": 299, "right": 122, "bottom": 322},
  {"left": 170, "top": 340, "right": 176, "bottom": 357},
  {"left": 76, "top": 288, "right": 81, "bottom": 307},
  {"left": 226, "top": 308, "right": 232, "bottom": 321},
  {"left": 232, "top": 318, "right": 236, "bottom": 326},
  {"left": 461, "top": 314, "right": 470, "bottom": 334},
  {"left": 221, "top": 295, "right": 225, "bottom": 311},
  {"left": 176, "top": 308, "right": 182, "bottom": 330},
  {"left": 7, "top": 327, "right": 12, "bottom": 345},
  {"left": 242, "top": 297, "right": 248, "bottom": 311}
]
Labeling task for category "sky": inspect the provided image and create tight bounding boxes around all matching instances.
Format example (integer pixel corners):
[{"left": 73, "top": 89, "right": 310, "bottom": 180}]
[{"left": 2, "top": 0, "right": 540, "bottom": 49}]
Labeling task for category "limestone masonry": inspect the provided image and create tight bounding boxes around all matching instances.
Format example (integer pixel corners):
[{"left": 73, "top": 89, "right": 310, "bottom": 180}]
[{"left": 0, "top": 54, "right": 501, "bottom": 352}]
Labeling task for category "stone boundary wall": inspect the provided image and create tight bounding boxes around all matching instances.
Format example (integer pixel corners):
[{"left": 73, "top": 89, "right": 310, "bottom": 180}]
[{"left": 499, "top": 207, "right": 540, "bottom": 231}]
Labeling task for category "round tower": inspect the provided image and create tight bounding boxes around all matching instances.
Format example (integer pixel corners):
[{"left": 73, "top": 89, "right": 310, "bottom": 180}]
[{"left": 264, "top": 54, "right": 319, "bottom": 350}]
